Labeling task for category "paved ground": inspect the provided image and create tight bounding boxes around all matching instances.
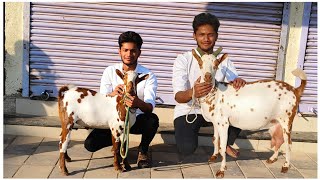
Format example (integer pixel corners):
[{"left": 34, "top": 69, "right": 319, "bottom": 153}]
[{"left": 4, "top": 134, "right": 318, "bottom": 178}]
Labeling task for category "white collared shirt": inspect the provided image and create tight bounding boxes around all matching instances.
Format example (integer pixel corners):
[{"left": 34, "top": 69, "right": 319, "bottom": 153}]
[
  {"left": 172, "top": 49, "right": 239, "bottom": 119},
  {"left": 100, "top": 63, "right": 158, "bottom": 115}
]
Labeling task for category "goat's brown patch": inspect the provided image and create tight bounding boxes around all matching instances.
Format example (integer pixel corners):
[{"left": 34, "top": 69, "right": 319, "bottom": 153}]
[
  {"left": 279, "top": 94, "right": 282, "bottom": 96},
  {"left": 274, "top": 89, "right": 277, "bottom": 92},
  {"left": 66, "top": 102, "right": 68, "bottom": 107},
  {"left": 76, "top": 88, "right": 89, "bottom": 99},
  {"left": 265, "top": 117, "right": 268, "bottom": 120},
  {"left": 89, "top": 90, "right": 97, "bottom": 96},
  {"left": 68, "top": 112, "right": 75, "bottom": 125},
  {"left": 209, "top": 105, "right": 215, "bottom": 112},
  {"left": 119, "top": 125, "right": 123, "bottom": 131},
  {"left": 236, "top": 94, "right": 238, "bottom": 96},
  {"left": 77, "top": 98, "right": 81, "bottom": 103},
  {"left": 250, "top": 108, "right": 254, "bottom": 112},
  {"left": 268, "top": 85, "right": 271, "bottom": 88},
  {"left": 221, "top": 98, "right": 224, "bottom": 103},
  {"left": 116, "top": 96, "right": 126, "bottom": 121},
  {"left": 278, "top": 98, "right": 281, "bottom": 100}
]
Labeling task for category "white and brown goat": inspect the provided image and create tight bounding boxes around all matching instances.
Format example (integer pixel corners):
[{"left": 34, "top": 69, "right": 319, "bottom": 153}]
[
  {"left": 192, "top": 49, "right": 307, "bottom": 178},
  {"left": 58, "top": 69, "right": 149, "bottom": 175}
]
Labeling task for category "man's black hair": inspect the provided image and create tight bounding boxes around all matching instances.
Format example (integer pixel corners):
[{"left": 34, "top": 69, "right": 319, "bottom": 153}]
[
  {"left": 192, "top": 13, "right": 220, "bottom": 33},
  {"left": 118, "top": 31, "right": 143, "bottom": 50}
]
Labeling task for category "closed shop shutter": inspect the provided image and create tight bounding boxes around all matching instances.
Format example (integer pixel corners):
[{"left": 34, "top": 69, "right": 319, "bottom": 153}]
[
  {"left": 28, "top": 2, "right": 285, "bottom": 105},
  {"left": 300, "top": 3, "right": 317, "bottom": 113}
]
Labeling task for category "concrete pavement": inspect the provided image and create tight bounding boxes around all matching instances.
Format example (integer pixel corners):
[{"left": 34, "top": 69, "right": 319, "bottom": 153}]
[{"left": 4, "top": 134, "right": 318, "bottom": 178}]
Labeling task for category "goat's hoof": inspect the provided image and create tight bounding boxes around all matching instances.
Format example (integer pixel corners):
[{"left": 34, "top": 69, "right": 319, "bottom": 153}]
[
  {"left": 115, "top": 166, "right": 124, "bottom": 173},
  {"left": 281, "top": 166, "right": 289, "bottom": 173},
  {"left": 208, "top": 155, "right": 218, "bottom": 162},
  {"left": 60, "top": 168, "right": 69, "bottom": 176},
  {"left": 216, "top": 170, "right": 225, "bottom": 178},
  {"left": 266, "top": 158, "right": 277, "bottom": 164}
]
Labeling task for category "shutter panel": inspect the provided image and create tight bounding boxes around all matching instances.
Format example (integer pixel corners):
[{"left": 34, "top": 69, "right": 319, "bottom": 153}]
[
  {"left": 300, "top": 3, "right": 317, "bottom": 113},
  {"left": 29, "top": 2, "right": 284, "bottom": 105}
]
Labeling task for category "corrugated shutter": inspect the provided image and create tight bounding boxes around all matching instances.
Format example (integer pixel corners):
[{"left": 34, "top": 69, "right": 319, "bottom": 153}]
[
  {"left": 300, "top": 3, "right": 317, "bottom": 113},
  {"left": 29, "top": 2, "right": 284, "bottom": 105}
]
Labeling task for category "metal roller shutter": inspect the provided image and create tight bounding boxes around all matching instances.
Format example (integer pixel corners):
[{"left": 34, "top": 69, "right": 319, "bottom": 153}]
[
  {"left": 299, "top": 3, "right": 317, "bottom": 113},
  {"left": 28, "top": 2, "right": 285, "bottom": 105}
]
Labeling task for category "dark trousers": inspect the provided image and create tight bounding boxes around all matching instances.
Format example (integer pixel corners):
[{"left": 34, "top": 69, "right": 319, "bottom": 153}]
[
  {"left": 174, "top": 114, "right": 241, "bottom": 156},
  {"left": 84, "top": 113, "right": 159, "bottom": 154}
]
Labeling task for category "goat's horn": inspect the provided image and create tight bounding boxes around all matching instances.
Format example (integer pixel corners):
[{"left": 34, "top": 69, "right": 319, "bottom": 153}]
[{"left": 192, "top": 49, "right": 203, "bottom": 65}]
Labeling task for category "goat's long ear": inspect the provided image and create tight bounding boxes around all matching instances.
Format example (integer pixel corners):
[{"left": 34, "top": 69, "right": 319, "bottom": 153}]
[
  {"left": 192, "top": 49, "right": 203, "bottom": 68},
  {"left": 215, "top": 53, "right": 228, "bottom": 65},
  {"left": 116, "top": 69, "right": 124, "bottom": 80},
  {"left": 137, "top": 74, "right": 149, "bottom": 84}
]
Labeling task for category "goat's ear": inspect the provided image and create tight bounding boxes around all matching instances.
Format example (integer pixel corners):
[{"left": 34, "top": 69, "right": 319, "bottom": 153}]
[
  {"left": 137, "top": 74, "right": 149, "bottom": 84},
  {"left": 116, "top": 69, "right": 124, "bottom": 80},
  {"left": 216, "top": 53, "right": 228, "bottom": 64},
  {"left": 192, "top": 49, "right": 203, "bottom": 67}
]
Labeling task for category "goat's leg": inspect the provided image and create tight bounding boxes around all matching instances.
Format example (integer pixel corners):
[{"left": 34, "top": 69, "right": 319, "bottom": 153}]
[
  {"left": 59, "top": 126, "right": 72, "bottom": 176},
  {"left": 267, "top": 123, "right": 284, "bottom": 164},
  {"left": 121, "top": 141, "right": 132, "bottom": 171},
  {"left": 281, "top": 125, "right": 292, "bottom": 173},
  {"left": 215, "top": 120, "right": 229, "bottom": 178},
  {"left": 209, "top": 123, "right": 220, "bottom": 162},
  {"left": 112, "top": 136, "right": 124, "bottom": 172}
]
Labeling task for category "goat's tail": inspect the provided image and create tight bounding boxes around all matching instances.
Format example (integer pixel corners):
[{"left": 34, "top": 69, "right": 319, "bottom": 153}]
[{"left": 292, "top": 68, "right": 307, "bottom": 97}]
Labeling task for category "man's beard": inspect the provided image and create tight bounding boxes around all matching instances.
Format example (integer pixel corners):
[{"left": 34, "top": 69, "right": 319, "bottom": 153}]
[{"left": 122, "top": 59, "right": 138, "bottom": 66}]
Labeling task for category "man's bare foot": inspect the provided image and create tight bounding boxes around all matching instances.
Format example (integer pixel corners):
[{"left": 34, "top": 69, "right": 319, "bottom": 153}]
[{"left": 226, "top": 145, "right": 239, "bottom": 158}]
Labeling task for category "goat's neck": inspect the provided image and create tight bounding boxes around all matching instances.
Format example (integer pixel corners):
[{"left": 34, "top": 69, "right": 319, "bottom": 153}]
[{"left": 198, "top": 77, "right": 217, "bottom": 102}]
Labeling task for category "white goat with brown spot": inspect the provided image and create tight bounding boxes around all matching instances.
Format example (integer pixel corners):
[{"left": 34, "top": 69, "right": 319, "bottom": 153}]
[
  {"left": 58, "top": 69, "right": 148, "bottom": 175},
  {"left": 192, "top": 50, "right": 307, "bottom": 178}
]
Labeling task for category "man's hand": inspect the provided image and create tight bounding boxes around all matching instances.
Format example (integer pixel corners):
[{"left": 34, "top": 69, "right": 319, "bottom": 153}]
[
  {"left": 124, "top": 94, "right": 153, "bottom": 113},
  {"left": 231, "top": 78, "right": 246, "bottom": 91},
  {"left": 109, "top": 84, "right": 125, "bottom": 97},
  {"left": 193, "top": 77, "right": 213, "bottom": 98},
  {"left": 124, "top": 94, "right": 141, "bottom": 108}
]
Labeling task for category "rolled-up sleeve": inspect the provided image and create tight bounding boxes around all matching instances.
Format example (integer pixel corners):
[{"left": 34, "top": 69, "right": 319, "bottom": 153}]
[
  {"left": 143, "top": 72, "right": 158, "bottom": 109},
  {"left": 100, "top": 67, "right": 114, "bottom": 95},
  {"left": 172, "top": 54, "right": 189, "bottom": 96}
]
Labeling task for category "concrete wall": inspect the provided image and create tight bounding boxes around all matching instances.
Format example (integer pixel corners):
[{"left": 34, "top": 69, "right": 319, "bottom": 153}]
[
  {"left": 283, "top": 2, "right": 305, "bottom": 86},
  {"left": 4, "top": 2, "right": 24, "bottom": 96}
]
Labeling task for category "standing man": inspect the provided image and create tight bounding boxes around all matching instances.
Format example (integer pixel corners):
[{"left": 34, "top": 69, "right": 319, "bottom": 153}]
[
  {"left": 172, "top": 13, "right": 246, "bottom": 158},
  {"left": 84, "top": 31, "right": 159, "bottom": 169}
]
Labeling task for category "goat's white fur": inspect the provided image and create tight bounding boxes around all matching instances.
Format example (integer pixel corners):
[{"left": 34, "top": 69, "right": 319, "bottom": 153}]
[{"left": 193, "top": 50, "right": 306, "bottom": 177}]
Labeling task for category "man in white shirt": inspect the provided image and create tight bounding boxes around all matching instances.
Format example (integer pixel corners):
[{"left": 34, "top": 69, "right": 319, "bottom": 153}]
[
  {"left": 84, "top": 31, "right": 159, "bottom": 169},
  {"left": 172, "top": 13, "right": 246, "bottom": 158}
]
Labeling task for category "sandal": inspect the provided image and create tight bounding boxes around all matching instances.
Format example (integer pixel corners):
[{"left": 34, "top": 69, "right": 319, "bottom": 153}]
[{"left": 226, "top": 145, "right": 240, "bottom": 158}]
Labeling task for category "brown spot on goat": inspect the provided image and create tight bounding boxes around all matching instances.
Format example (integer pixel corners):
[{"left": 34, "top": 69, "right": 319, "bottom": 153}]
[
  {"left": 250, "top": 108, "right": 254, "bottom": 112},
  {"left": 77, "top": 98, "right": 81, "bottom": 103},
  {"left": 209, "top": 105, "right": 215, "bottom": 112},
  {"left": 76, "top": 88, "right": 89, "bottom": 99},
  {"left": 89, "top": 90, "right": 97, "bottom": 96},
  {"left": 116, "top": 96, "right": 126, "bottom": 121}
]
